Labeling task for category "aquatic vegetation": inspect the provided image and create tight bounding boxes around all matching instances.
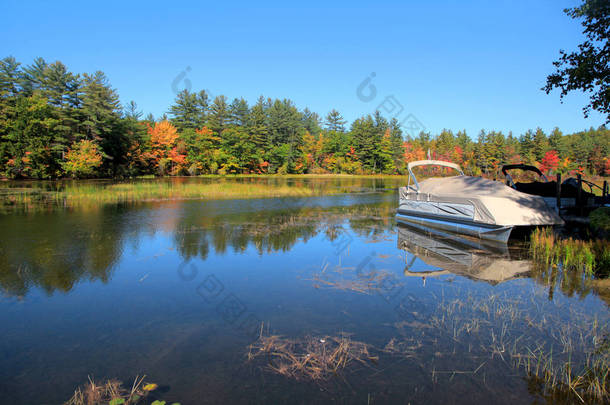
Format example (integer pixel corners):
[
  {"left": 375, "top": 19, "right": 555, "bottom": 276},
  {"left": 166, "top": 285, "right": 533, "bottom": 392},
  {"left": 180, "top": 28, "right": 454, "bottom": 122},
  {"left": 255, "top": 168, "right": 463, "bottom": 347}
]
[
  {"left": 590, "top": 207, "right": 610, "bottom": 233},
  {"left": 429, "top": 291, "right": 609, "bottom": 403},
  {"left": 248, "top": 291, "right": 609, "bottom": 402},
  {"left": 60, "top": 181, "right": 319, "bottom": 205},
  {"left": 0, "top": 176, "right": 403, "bottom": 213},
  {"left": 247, "top": 327, "right": 377, "bottom": 381},
  {"left": 0, "top": 180, "right": 321, "bottom": 213},
  {"left": 64, "top": 375, "right": 146, "bottom": 405},
  {"left": 64, "top": 377, "right": 179, "bottom": 405},
  {"left": 530, "top": 227, "right": 609, "bottom": 277},
  {"left": 310, "top": 260, "right": 400, "bottom": 295}
]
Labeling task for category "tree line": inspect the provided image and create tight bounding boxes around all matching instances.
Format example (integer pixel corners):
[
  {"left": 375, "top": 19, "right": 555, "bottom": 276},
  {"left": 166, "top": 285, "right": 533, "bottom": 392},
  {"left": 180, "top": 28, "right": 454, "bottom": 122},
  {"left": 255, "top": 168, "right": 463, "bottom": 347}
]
[{"left": 0, "top": 56, "right": 608, "bottom": 179}]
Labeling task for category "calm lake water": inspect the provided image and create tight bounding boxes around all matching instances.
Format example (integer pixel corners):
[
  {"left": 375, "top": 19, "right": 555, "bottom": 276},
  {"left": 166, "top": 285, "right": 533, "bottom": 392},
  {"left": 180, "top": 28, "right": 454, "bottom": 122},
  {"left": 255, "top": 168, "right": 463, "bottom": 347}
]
[{"left": 0, "top": 178, "right": 608, "bottom": 404}]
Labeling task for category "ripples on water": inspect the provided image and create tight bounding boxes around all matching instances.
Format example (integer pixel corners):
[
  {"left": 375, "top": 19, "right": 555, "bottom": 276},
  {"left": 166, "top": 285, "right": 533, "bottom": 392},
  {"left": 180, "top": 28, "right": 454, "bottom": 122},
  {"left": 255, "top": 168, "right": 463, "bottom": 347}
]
[{"left": 0, "top": 178, "right": 607, "bottom": 404}]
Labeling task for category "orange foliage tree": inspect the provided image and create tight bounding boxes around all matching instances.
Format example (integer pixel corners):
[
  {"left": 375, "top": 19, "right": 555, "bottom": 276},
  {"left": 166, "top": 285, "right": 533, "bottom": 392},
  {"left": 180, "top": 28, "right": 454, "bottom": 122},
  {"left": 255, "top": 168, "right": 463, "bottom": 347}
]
[
  {"left": 147, "top": 120, "right": 180, "bottom": 174},
  {"left": 403, "top": 141, "right": 426, "bottom": 165}
]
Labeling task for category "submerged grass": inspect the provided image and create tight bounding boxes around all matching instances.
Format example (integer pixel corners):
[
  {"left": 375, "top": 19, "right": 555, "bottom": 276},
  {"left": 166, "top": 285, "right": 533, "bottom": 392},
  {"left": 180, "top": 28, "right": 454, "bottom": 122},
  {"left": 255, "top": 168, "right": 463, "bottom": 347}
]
[
  {"left": 310, "top": 261, "right": 400, "bottom": 295},
  {"left": 249, "top": 290, "right": 608, "bottom": 402},
  {"left": 429, "top": 290, "right": 609, "bottom": 403},
  {"left": 247, "top": 326, "right": 377, "bottom": 381}
]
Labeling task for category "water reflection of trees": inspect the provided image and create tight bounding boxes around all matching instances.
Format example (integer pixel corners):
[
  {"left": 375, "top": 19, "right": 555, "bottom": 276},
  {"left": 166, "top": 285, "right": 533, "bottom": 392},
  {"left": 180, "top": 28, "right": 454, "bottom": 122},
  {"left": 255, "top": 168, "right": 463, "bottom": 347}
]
[
  {"left": 173, "top": 203, "right": 395, "bottom": 260},
  {"left": 0, "top": 202, "right": 396, "bottom": 298},
  {"left": 0, "top": 205, "right": 130, "bottom": 297}
]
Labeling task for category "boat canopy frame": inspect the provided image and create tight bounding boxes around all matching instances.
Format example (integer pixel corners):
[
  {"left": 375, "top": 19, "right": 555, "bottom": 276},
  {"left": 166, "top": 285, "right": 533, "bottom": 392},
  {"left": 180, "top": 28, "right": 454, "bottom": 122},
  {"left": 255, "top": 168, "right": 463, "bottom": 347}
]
[
  {"left": 501, "top": 164, "right": 548, "bottom": 188},
  {"left": 407, "top": 160, "right": 464, "bottom": 193}
]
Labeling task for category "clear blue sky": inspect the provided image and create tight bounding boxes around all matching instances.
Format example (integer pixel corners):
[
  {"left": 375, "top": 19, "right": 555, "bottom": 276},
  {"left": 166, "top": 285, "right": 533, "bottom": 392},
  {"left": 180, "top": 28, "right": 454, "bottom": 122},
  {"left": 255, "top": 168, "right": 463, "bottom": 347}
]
[{"left": 2, "top": 0, "right": 604, "bottom": 138}]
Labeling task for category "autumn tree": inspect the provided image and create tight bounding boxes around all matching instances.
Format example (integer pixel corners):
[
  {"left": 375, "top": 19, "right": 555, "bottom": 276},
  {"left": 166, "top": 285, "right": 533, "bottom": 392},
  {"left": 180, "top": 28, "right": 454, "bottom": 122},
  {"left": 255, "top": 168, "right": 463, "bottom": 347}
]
[
  {"left": 182, "top": 126, "right": 220, "bottom": 174},
  {"left": 148, "top": 120, "right": 179, "bottom": 174},
  {"left": 4, "top": 94, "right": 59, "bottom": 178},
  {"left": 539, "top": 150, "right": 560, "bottom": 175},
  {"left": 62, "top": 139, "right": 103, "bottom": 178}
]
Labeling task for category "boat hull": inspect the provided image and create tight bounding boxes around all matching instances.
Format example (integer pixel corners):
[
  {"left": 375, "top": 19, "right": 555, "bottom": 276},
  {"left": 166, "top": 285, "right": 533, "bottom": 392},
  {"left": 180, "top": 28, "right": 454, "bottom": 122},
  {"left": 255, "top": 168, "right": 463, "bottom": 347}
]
[{"left": 396, "top": 211, "right": 513, "bottom": 243}]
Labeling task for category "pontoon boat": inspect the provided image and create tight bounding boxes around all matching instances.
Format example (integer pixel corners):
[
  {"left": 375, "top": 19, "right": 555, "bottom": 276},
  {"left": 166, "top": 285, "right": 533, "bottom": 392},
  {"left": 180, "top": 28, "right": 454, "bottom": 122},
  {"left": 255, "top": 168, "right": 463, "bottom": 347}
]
[{"left": 396, "top": 160, "right": 564, "bottom": 242}]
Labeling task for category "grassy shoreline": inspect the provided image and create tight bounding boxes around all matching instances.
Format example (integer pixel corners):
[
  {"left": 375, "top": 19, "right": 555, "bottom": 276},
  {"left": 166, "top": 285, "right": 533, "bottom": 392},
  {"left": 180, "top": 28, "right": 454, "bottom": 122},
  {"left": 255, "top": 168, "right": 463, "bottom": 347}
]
[
  {"left": 0, "top": 182, "right": 324, "bottom": 210},
  {"left": 0, "top": 175, "right": 405, "bottom": 211}
]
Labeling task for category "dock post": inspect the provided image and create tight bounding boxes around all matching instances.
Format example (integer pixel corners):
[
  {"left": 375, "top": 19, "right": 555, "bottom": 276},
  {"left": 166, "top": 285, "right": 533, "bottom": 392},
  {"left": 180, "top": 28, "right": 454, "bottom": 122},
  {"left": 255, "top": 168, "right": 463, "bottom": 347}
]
[
  {"left": 577, "top": 174, "right": 583, "bottom": 216},
  {"left": 604, "top": 180, "right": 608, "bottom": 198},
  {"left": 556, "top": 173, "right": 561, "bottom": 213}
]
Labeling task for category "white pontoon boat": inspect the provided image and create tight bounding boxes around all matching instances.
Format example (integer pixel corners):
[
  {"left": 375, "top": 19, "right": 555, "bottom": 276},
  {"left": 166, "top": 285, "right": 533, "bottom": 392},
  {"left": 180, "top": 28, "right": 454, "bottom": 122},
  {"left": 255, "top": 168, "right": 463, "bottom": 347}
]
[{"left": 396, "top": 160, "right": 564, "bottom": 242}]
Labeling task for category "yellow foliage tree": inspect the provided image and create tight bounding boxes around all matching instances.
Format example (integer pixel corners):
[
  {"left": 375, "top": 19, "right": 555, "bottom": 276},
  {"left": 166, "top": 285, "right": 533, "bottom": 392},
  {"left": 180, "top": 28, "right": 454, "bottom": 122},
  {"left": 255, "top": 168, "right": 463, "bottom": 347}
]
[{"left": 62, "top": 140, "right": 103, "bottom": 178}]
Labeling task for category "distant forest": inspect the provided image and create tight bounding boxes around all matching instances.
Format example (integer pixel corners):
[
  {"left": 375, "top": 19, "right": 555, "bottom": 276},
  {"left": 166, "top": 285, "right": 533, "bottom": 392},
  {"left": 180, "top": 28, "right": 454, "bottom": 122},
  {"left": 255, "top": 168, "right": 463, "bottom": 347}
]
[{"left": 1, "top": 56, "right": 609, "bottom": 179}]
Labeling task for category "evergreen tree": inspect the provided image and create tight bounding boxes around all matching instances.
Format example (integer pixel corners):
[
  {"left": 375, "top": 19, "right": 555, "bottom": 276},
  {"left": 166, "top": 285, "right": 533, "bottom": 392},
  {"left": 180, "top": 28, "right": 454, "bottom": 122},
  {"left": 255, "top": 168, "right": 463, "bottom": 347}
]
[
  {"left": 519, "top": 130, "right": 535, "bottom": 163},
  {"left": 532, "top": 127, "right": 548, "bottom": 161},
  {"left": 302, "top": 108, "right": 322, "bottom": 135},
  {"left": 0, "top": 57, "right": 21, "bottom": 169},
  {"left": 0, "top": 57, "right": 21, "bottom": 98},
  {"left": 124, "top": 101, "right": 143, "bottom": 120},
  {"left": 229, "top": 97, "right": 249, "bottom": 127},
  {"left": 169, "top": 89, "right": 200, "bottom": 131},
  {"left": 43, "top": 61, "right": 81, "bottom": 149},
  {"left": 324, "top": 109, "right": 346, "bottom": 132},
  {"left": 195, "top": 90, "right": 209, "bottom": 126},
  {"left": 548, "top": 127, "right": 564, "bottom": 156},
  {"left": 19, "top": 57, "right": 47, "bottom": 96},
  {"left": 379, "top": 129, "right": 396, "bottom": 173},
  {"left": 208, "top": 95, "right": 229, "bottom": 135},
  {"left": 266, "top": 99, "right": 305, "bottom": 172},
  {"left": 351, "top": 115, "right": 378, "bottom": 172},
  {"left": 248, "top": 96, "right": 269, "bottom": 150},
  {"left": 1, "top": 55, "right": 608, "bottom": 179},
  {"left": 80, "top": 71, "right": 124, "bottom": 175},
  {"left": 389, "top": 118, "right": 405, "bottom": 172},
  {"left": 436, "top": 129, "right": 455, "bottom": 158}
]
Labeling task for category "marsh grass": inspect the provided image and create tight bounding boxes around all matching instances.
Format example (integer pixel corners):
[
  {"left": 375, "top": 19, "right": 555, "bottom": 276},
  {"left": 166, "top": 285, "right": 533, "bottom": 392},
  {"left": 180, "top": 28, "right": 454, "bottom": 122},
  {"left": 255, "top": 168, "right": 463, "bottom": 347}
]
[
  {"left": 530, "top": 227, "right": 608, "bottom": 276},
  {"left": 60, "top": 181, "right": 319, "bottom": 204},
  {"left": 0, "top": 176, "right": 402, "bottom": 213},
  {"left": 0, "top": 181, "right": 322, "bottom": 212}
]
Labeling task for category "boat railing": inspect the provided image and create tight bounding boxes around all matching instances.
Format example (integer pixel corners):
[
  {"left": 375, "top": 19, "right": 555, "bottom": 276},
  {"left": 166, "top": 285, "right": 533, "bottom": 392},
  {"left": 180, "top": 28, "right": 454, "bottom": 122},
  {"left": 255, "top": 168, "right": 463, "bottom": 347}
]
[{"left": 406, "top": 160, "right": 464, "bottom": 193}]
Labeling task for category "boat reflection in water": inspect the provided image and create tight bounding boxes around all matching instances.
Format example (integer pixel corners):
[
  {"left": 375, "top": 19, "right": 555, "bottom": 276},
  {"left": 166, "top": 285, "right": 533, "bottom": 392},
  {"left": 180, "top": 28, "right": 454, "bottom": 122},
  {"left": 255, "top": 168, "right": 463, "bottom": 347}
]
[{"left": 397, "top": 224, "right": 532, "bottom": 285}]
